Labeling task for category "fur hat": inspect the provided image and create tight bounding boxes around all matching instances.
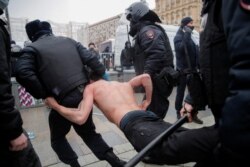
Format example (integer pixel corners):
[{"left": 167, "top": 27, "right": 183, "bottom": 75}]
[
  {"left": 41, "top": 21, "right": 52, "bottom": 33},
  {"left": 181, "top": 17, "right": 193, "bottom": 27},
  {"left": 25, "top": 20, "right": 52, "bottom": 42}
]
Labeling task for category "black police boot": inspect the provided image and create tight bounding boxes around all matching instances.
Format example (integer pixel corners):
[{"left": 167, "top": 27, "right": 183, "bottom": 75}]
[
  {"left": 69, "top": 159, "right": 81, "bottom": 167},
  {"left": 104, "top": 150, "right": 126, "bottom": 167}
]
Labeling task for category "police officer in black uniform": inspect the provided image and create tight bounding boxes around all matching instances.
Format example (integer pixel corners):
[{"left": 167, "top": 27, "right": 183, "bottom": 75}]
[
  {"left": 181, "top": 0, "right": 250, "bottom": 166},
  {"left": 0, "top": 2, "right": 41, "bottom": 166},
  {"left": 126, "top": 2, "right": 174, "bottom": 119},
  {"left": 219, "top": 0, "right": 250, "bottom": 165},
  {"left": 15, "top": 20, "right": 125, "bottom": 167}
]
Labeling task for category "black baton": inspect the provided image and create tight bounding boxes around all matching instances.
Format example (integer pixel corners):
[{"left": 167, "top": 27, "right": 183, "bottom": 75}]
[{"left": 124, "top": 115, "right": 188, "bottom": 167}]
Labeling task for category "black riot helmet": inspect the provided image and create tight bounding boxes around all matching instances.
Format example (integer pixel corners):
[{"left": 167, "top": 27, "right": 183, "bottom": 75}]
[{"left": 126, "top": 2, "right": 150, "bottom": 23}]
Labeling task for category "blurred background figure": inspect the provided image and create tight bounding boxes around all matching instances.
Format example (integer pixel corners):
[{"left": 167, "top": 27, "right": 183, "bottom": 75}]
[
  {"left": 174, "top": 17, "right": 203, "bottom": 124},
  {"left": 88, "top": 42, "right": 101, "bottom": 61},
  {"left": 120, "top": 41, "right": 133, "bottom": 70},
  {"left": 10, "top": 40, "right": 22, "bottom": 77}
]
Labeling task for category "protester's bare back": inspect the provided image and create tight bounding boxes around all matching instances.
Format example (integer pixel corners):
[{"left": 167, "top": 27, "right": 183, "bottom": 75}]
[
  {"left": 45, "top": 74, "right": 152, "bottom": 126},
  {"left": 91, "top": 80, "right": 141, "bottom": 126}
]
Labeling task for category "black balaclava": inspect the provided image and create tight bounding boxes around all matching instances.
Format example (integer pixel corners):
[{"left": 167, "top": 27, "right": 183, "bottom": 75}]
[{"left": 181, "top": 17, "right": 194, "bottom": 30}]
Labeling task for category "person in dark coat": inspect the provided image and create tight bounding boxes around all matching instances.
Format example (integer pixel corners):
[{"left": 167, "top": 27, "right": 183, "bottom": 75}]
[
  {"left": 174, "top": 17, "right": 203, "bottom": 124},
  {"left": 0, "top": 1, "right": 41, "bottom": 167},
  {"left": 218, "top": 0, "right": 250, "bottom": 165},
  {"left": 88, "top": 42, "right": 100, "bottom": 61},
  {"left": 15, "top": 20, "right": 125, "bottom": 167},
  {"left": 126, "top": 1, "right": 174, "bottom": 119},
  {"left": 120, "top": 41, "right": 133, "bottom": 69},
  {"left": 181, "top": 0, "right": 250, "bottom": 166}
]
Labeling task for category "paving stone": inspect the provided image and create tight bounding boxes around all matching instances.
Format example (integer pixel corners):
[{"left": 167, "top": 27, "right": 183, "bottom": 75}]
[
  {"left": 78, "top": 153, "right": 99, "bottom": 166},
  {"left": 114, "top": 142, "right": 134, "bottom": 154}
]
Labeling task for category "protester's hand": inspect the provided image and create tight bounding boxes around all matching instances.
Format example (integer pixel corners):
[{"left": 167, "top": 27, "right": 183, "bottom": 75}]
[
  {"left": 180, "top": 102, "right": 194, "bottom": 122},
  {"left": 9, "top": 133, "right": 28, "bottom": 151},
  {"left": 183, "top": 26, "right": 193, "bottom": 34},
  {"left": 44, "top": 97, "right": 58, "bottom": 110}
]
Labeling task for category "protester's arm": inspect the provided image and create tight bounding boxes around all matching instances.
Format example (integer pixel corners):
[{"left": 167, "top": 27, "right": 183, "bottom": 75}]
[
  {"left": 129, "top": 74, "right": 152, "bottom": 109},
  {"left": 45, "top": 85, "right": 94, "bottom": 125}
]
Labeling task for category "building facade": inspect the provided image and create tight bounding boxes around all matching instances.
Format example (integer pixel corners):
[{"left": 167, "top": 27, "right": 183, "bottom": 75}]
[
  {"left": 87, "top": 14, "right": 122, "bottom": 50},
  {"left": 155, "top": 0, "right": 202, "bottom": 30},
  {"left": 9, "top": 18, "right": 88, "bottom": 47}
]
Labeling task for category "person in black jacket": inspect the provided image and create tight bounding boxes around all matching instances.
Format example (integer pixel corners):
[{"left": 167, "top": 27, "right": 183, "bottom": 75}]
[
  {"left": 174, "top": 17, "right": 203, "bottom": 124},
  {"left": 180, "top": 0, "right": 250, "bottom": 166},
  {"left": 15, "top": 20, "right": 125, "bottom": 167},
  {"left": 88, "top": 42, "right": 100, "bottom": 61},
  {"left": 218, "top": 0, "right": 250, "bottom": 165},
  {"left": 126, "top": 2, "right": 174, "bottom": 119},
  {"left": 0, "top": 2, "right": 41, "bottom": 167},
  {"left": 120, "top": 41, "right": 133, "bottom": 70}
]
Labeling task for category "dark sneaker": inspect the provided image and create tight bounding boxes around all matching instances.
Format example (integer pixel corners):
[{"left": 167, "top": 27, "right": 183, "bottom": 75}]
[{"left": 193, "top": 115, "right": 203, "bottom": 124}]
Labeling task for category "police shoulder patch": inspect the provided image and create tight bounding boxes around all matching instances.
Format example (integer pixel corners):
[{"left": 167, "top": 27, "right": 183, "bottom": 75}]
[{"left": 145, "top": 30, "right": 155, "bottom": 39}]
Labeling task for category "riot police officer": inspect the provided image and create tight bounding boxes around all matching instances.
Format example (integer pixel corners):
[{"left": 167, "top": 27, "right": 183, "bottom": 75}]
[
  {"left": 0, "top": 1, "right": 41, "bottom": 166},
  {"left": 15, "top": 20, "right": 125, "bottom": 167},
  {"left": 126, "top": 2, "right": 175, "bottom": 118}
]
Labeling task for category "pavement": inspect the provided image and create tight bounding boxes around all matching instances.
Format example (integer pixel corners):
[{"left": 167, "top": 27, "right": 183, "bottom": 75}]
[{"left": 19, "top": 71, "right": 215, "bottom": 167}]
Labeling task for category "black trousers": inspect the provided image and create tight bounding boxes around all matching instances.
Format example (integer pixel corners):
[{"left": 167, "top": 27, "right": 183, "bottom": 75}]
[
  {"left": 49, "top": 87, "right": 111, "bottom": 165},
  {"left": 147, "top": 79, "right": 172, "bottom": 119},
  {"left": 175, "top": 75, "right": 187, "bottom": 114},
  {"left": 122, "top": 111, "right": 219, "bottom": 165},
  {"left": 0, "top": 130, "right": 41, "bottom": 167}
]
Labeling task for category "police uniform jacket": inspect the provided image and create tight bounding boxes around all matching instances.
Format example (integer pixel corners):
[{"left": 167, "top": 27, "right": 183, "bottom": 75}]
[
  {"left": 134, "top": 21, "right": 174, "bottom": 76},
  {"left": 220, "top": 0, "right": 250, "bottom": 158},
  {"left": 16, "top": 34, "right": 105, "bottom": 100}
]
